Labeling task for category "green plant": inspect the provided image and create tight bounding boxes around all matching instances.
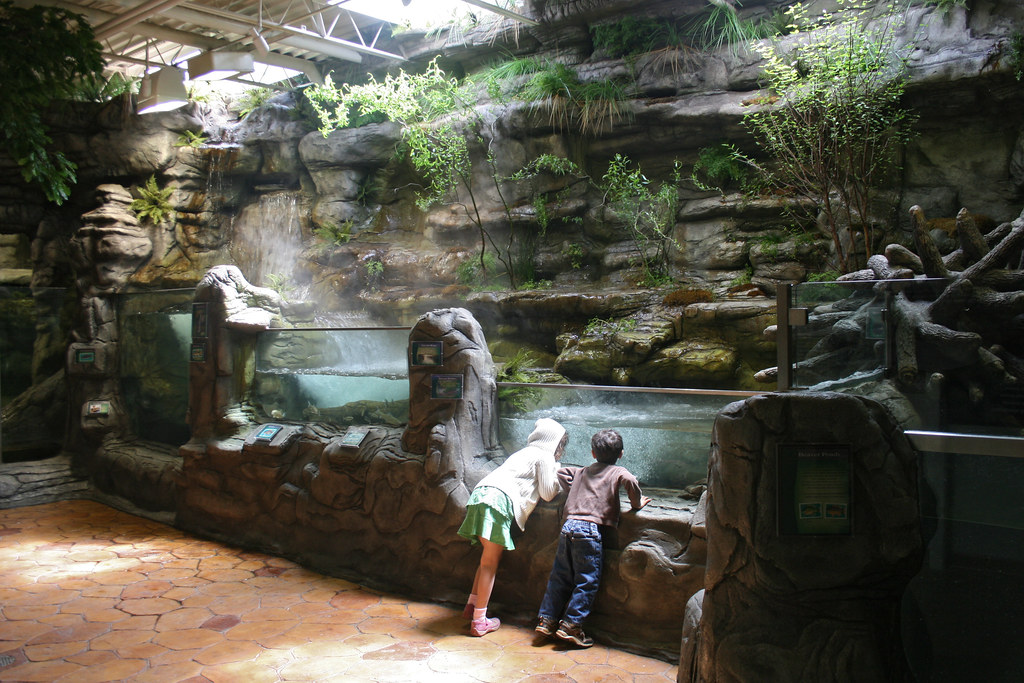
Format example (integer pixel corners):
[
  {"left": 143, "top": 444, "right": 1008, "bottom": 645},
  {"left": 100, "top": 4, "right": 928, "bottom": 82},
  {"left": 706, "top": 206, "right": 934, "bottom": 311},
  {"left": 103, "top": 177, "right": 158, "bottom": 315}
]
[
  {"left": 130, "top": 175, "right": 174, "bottom": 225},
  {"left": 806, "top": 270, "right": 840, "bottom": 282},
  {"left": 920, "top": 0, "right": 968, "bottom": 16},
  {"left": 691, "top": 143, "right": 755, "bottom": 194},
  {"left": 602, "top": 154, "right": 681, "bottom": 287},
  {"left": 313, "top": 221, "right": 353, "bottom": 245},
  {"left": 591, "top": 17, "right": 687, "bottom": 58},
  {"left": 72, "top": 72, "right": 136, "bottom": 102},
  {"left": 584, "top": 317, "right": 638, "bottom": 335},
  {"left": 730, "top": 264, "right": 754, "bottom": 287},
  {"left": 687, "top": 0, "right": 777, "bottom": 57},
  {"left": 232, "top": 87, "right": 274, "bottom": 119},
  {"left": 1009, "top": 31, "right": 1024, "bottom": 81},
  {"left": 265, "top": 273, "right": 292, "bottom": 296},
  {"left": 520, "top": 63, "right": 629, "bottom": 136},
  {"left": 496, "top": 348, "right": 541, "bottom": 413},
  {"left": 174, "top": 130, "right": 208, "bottom": 148},
  {"left": 457, "top": 251, "right": 498, "bottom": 288},
  {"left": 0, "top": 1, "right": 104, "bottom": 204},
  {"left": 365, "top": 258, "right": 384, "bottom": 289},
  {"left": 308, "top": 59, "right": 542, "bottom": 289},
  {"left": 564, "top": 242, "right": 585, "bottom": 269},
  {"left": 742, "top": 0, "right": 917, "bottom": 272}
]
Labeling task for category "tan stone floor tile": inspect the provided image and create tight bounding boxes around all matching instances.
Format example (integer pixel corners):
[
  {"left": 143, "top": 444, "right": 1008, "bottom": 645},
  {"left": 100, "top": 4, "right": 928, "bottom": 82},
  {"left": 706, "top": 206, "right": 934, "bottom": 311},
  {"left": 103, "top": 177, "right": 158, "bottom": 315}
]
[
  {"left": 418, "top": 614, "right": 468, "bottom": 637},
  {"left": 341, "top": 632, "right": 399, "bottom": 653},
  {"left": 364, "top": 602, "right": 410, "bottom": 618},
  {"left": 0, "top": 658, "right": 83, "bottom": 681},
  {"left": 299, "top": 586, "right": 339, "bottom": 603},
  {"left": 408, "top": 601, "right": 458, "bottom": 620},
  {"left": 281, "top": 602, "right": 336, "bottom": 621},
  {"left": 316, "top": 607, "right": 368, "bottom": 625},
  {"left": 328, "top": 590, "right": 382, "bottom": 611},
  {"left": 79, "top": 584, "right": 124, "bottom": 599},
  {"left": 94, "top": 557, "right": 146, "bottom": 572},
  {"left": 64, "top": 648, "right": 119, "bottom": 666},
  {"left": 636, "top": 672, "right": 679, "bottom": 682},
  {"left": 427, "top": 647, "right": 504, "bottom": 674},
  {"left": 224, "top": 618, "right": 299, "bottom": 643},
  {"left": 90, "top": 570, "right": 147, "bottom": 586},
  {"left": 197, "top": 581, "right": 251, "bottom": 597},
  {"left": 520, "top": 674, "right": 574, "bottom": 683},
  {"left": 27, "top": 620, "right": 110, "bottom": 645},
  {"left": 278, "top": 654, "right": 361, "bottom": 681},
  {"left": 199, "top": 568, "right": 255, "bottom": 582},
  {"left": 23, "top": 640, "right": 87, "bottom": 661},
  {"left": 4, "top": 604, "right": 65, "bottom": 621},
  {"left": 115, "top": 641, "right": 170, "bottom": 660},
  {"left": 253, "top": 646, "right": 295, "bottom": 669},
  {"left": 197, "top": 555, "right": 242, "bottom": 570},
  {"left": 194, "top": 638, "right": 264, "bottom": 665},
  {"left": 6, "top": 587, "right": 80, "bottom": 605},
  {"left": 566, "top": 662, "right": 633, "bottom": 682},
  {"left": 89, "top": 627, "right": 155, "bottom": 651},
  {"left": 146, "top": 645, "right": 203, "bottom": 666},
  {"left": 153, "top": 627, "right": 225, "bottom": 650},
  {"left": 290, "top": 638, "right": 366, "bottom": 659},
  {"left": 607, "top": 647, "right": 675, "bottom": 674},
  {"left": 476, "top": 651, "right": 574, "bottom": 681},
  {"left": 356, "top": 615, "right": 419, "bottom": 635},
  {"left": 203, "top": 660, "right": 282, "bottom": 683},
  {"left": 132, "top": 660, "right": 206, "bottom": 683},
  {"left": 162, "top": 586, "right": 197, "bottom": 601},
  {"left": 120, "top": 579, "right": 175, "bottom": 600},
  {"left": 257, "top": 593, "right": 306, "bottom": 610},
  {"left": 118, "top": 596, "right": 181, "bottom": 616},
  {"left": 239, "top": 606, "right": 297, "bottom": 623},
  {"left": 432, "top": 633, "right": 502, "bottom": 652},
  {"left": 57, "top": 657, "right": 148, "bottom": 683},
  {"left": 154, "top": 606, "right": 215, "bottom": 631},
  {"left": 280, "top": 621, "right": 360, "bottom": 643},
  {"left": 110, "top": 614, "right": 158, "bottom": 631}
]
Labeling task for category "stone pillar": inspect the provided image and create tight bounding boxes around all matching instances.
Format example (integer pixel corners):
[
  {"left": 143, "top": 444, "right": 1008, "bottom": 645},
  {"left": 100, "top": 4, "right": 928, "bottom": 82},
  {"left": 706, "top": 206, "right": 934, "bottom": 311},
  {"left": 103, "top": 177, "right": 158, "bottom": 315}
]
[
  {"left": 401, "top": 307, "right": 499, "bottom": 489},
  {"left": 695, "top": 392, "right": 922, "bottom": 683}
]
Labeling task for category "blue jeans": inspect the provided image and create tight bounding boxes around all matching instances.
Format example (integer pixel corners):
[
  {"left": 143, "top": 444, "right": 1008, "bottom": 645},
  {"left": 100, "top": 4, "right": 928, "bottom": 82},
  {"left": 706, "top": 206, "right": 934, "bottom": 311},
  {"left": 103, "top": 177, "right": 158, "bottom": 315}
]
[{"left": 538, "top": 519, "right": 603, "bottom": 626}]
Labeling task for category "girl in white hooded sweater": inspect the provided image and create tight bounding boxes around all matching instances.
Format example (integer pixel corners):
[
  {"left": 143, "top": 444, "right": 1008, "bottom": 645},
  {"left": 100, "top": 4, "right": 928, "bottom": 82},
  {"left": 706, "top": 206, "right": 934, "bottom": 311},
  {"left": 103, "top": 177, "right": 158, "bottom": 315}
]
[{"left": 457, "top": 417, "right": 568, "bottom": 636}]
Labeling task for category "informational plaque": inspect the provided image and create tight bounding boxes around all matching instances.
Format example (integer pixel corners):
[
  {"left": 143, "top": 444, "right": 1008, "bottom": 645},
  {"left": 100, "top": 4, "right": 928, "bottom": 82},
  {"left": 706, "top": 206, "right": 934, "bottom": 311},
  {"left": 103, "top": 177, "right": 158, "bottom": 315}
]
[{"left": 777, "top": 443, "right": 852, "bottom": 535}]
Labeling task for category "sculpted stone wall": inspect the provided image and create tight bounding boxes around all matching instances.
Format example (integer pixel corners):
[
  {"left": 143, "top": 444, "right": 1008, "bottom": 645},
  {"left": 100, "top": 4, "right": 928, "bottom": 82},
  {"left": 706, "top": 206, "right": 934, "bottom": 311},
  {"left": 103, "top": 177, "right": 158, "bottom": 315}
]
[{"left": 681, "top": 392, "right": 922, "bottom": 682}]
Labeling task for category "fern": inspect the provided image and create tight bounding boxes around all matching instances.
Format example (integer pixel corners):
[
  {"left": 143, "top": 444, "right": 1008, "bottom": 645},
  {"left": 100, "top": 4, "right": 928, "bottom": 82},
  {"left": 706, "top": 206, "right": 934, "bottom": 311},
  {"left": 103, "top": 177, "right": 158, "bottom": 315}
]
[{"left": 130, "top": 175, "right": 174, "bottom": 225}]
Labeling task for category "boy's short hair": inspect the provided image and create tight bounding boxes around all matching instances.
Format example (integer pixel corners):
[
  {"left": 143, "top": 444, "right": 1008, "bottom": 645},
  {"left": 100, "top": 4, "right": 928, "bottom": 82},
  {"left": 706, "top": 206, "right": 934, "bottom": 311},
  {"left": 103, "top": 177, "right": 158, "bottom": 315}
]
[{"left": 591, "top": 429, "right": 623, "bottom": 464}]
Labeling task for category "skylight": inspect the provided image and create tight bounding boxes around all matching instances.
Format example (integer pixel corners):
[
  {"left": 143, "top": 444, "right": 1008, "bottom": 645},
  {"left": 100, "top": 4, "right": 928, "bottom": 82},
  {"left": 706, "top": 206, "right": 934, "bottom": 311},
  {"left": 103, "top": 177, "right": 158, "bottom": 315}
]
[{"left": 335, "top": 0, "right": 473, "bottom": 29}]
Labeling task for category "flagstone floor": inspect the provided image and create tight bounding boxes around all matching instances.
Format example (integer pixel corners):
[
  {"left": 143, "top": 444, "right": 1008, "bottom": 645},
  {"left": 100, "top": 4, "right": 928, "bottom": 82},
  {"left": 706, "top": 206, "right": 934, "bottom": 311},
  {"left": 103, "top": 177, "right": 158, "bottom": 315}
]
[{"left": 0, "top": 500, "right": 678, "bottom": 682}]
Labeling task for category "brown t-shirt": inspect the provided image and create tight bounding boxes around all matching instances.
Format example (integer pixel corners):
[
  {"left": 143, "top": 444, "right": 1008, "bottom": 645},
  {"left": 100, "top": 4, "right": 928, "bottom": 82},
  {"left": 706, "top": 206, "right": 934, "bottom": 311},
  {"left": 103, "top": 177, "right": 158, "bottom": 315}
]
[{"left": 558, "top": 462, "right": 644, "bottom": 528}]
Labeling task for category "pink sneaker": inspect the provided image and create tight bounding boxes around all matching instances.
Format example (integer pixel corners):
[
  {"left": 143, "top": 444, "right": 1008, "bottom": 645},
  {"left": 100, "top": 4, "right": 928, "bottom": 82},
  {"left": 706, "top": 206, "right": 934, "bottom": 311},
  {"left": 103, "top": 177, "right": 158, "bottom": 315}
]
[
  {"left": 470, "top": 615, "right": 500, "bottom": 637},
  {"left": 462, "top": 603, "right": 475, "bottom": 619}
]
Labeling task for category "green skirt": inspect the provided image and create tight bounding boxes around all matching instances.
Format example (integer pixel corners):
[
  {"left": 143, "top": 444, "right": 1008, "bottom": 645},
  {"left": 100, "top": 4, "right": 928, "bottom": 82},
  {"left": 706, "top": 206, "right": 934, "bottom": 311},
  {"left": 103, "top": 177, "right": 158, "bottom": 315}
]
[{"left": 458, "top": 486, "right": 515, "bottom": 550}]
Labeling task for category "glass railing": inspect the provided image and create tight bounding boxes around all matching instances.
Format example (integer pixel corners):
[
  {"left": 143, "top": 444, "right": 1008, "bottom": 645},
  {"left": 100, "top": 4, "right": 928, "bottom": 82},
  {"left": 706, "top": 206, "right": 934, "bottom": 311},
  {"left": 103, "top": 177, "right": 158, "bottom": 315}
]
[
  {"left": 253, "top": 327, "right": 411, "bottom": 425},
  {"left": 780, "top": 279, "right": 1024, "bottom": 437},
  {"left": 118, "top": 289, "right": 195, "bottom": 445},
  {"left": 902, "top": 437, "right": 1024, "bottom": 681},
  {"left": 497, "top": 383, "right": 762, "bottom": 491}
]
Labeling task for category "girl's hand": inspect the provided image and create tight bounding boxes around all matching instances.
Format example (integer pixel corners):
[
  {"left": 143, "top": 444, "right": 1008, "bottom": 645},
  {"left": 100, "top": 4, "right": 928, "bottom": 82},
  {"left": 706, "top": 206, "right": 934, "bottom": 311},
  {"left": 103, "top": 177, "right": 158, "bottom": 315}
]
[{"left": 636, "top": 496, "right": 652, "bottom": 510}]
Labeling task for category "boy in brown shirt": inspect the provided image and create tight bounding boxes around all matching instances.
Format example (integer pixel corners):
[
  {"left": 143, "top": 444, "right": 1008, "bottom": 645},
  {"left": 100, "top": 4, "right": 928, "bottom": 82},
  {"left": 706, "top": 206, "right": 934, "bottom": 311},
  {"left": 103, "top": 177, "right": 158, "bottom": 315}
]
[{"left": 535, "top": 428, "right": 651, "bottom": 647}]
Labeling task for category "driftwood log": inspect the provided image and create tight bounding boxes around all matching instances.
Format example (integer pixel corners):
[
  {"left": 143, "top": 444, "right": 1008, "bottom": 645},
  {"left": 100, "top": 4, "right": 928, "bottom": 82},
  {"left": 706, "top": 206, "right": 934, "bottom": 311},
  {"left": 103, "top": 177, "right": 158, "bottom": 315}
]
[{"left": 759, "top": 204, "right": 1024, "bottom": 431}]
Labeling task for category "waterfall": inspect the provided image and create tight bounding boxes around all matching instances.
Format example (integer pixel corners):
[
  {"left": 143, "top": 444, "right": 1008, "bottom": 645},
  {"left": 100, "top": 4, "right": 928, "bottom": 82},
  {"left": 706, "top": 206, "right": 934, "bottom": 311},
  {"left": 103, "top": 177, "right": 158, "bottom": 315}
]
[{"left": 229, "top": 191, "right": 305, "bottom": 292}]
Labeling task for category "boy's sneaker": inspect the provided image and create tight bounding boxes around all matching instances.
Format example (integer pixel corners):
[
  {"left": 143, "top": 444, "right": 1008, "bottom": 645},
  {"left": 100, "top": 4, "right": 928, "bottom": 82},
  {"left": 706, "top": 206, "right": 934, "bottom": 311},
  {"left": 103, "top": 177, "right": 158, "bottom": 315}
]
[
  {"left": 535, "top": 616, "right": 557, "bottom": 636},
  {"left": 555, "top": 620, "right": 593, "bottom": 648},
  {"left": 470, "top": 615, "right": 500, "bottom": 637}
]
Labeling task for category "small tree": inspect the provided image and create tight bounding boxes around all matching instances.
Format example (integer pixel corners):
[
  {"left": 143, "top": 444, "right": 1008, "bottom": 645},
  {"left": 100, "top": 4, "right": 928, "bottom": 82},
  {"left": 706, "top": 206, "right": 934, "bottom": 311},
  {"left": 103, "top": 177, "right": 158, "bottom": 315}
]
[
  {"left": 0, "top": 1, "right": 104, "bottom": 204},
  {"left": 742, "top": 0, "right": 917, "bottom": 272}
]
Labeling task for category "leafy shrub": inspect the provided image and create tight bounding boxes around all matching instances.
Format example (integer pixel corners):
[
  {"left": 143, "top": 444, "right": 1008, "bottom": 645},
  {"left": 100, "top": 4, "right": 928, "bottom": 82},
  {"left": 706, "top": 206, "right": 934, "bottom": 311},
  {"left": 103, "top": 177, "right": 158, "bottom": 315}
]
[
  {"left": 174, "top": 130, "right": 208, "bottom": 148},
  {"left": 313, "top": 221, "right": 353, "bottom": 245},
  {"left": 591, "top": 17, "right": 685, "bottom": 58},
  {"left": 232, "top": 87, "right": 274, "bottom": 119},
  {"left": 691, "top": 143, "right": 753, "bottom": 193},
  {"left": 1010, "top": 31, "right": 1024, "bottom": 81}
]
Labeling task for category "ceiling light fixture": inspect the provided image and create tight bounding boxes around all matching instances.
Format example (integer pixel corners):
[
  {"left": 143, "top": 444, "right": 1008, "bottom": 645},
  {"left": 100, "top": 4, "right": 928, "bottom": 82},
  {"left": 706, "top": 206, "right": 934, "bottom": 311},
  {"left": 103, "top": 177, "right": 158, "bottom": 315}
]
[
  {"left": 137, "top": 67, "right": 189, "bottom": 114},
  {"left": 187, "top": 51, "right": 255, "bottom": 81}
]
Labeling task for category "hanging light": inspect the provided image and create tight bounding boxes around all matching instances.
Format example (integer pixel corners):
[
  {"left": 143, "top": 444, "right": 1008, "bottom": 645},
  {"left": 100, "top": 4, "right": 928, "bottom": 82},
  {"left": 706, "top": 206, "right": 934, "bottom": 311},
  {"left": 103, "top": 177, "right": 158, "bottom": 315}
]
[
  {"left": 137, "top": 67, "right": 189, "bottom": 114},
  {"left": 187, "top": 51, "right": 255, "bottom": 81}
]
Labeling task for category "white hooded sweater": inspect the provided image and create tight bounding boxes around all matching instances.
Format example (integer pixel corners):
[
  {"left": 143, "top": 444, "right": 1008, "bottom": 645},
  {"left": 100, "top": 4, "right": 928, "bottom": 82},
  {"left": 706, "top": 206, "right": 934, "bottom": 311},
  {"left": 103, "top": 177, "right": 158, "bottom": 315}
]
[{"left": 476, "top": 417, "right": 566, "bottom": 532}]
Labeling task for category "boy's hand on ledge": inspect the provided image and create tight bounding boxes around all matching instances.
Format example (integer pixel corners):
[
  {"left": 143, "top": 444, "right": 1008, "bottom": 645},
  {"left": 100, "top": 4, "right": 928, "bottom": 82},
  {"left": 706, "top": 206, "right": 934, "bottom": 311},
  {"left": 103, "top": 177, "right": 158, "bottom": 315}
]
[{"left": 635, "top": 496, "right": 652, "bottom": 510}]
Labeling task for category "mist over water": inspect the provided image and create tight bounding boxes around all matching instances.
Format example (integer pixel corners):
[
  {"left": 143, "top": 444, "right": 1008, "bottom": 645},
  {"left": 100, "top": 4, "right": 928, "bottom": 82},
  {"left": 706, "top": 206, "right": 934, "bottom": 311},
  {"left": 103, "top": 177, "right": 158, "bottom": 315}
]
[{"left": 230, "top": 191, "right": 305, "bottom": 293}]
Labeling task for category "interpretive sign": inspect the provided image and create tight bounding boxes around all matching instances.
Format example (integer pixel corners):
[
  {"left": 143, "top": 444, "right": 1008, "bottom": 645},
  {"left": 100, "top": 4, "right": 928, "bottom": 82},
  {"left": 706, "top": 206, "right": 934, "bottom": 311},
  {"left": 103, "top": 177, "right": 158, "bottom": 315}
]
[{"left": 777, "top": 443, "right": 852, "bottom": 535}]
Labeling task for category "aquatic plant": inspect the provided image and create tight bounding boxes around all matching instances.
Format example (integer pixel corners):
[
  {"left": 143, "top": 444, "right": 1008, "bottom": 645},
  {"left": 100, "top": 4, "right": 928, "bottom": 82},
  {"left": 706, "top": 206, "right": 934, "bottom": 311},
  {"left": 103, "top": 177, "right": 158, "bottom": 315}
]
[{"left": 174, "top": 130, "right": 208, "bottom": 148}]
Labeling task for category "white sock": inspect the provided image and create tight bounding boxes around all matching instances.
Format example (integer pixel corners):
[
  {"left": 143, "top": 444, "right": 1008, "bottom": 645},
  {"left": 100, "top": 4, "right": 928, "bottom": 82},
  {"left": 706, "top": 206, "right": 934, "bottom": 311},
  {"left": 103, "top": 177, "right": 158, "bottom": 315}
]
[{"left": 473, "top": 607, "right": 487, "bottom": 620}]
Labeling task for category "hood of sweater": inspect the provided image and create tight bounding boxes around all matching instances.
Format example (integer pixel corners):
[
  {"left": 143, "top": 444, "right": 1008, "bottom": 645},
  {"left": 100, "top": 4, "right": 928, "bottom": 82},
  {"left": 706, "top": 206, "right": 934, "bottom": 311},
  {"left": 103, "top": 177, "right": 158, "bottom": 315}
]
[{"left": 526, "top": 418, "right": 567, "bottom": 455}]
